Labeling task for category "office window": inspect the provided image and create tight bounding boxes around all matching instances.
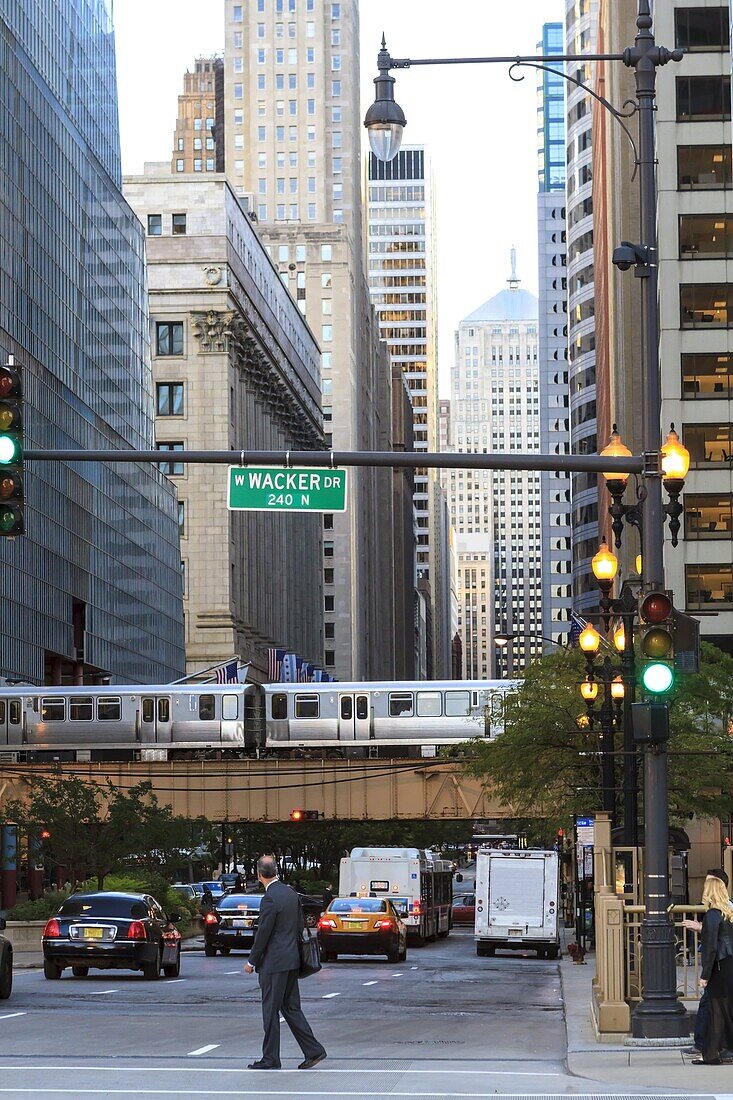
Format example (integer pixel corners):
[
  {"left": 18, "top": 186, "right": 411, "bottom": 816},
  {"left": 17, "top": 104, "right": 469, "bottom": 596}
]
[
  {"left": 289, "top": 73, "right": 297, "bottom": 89},
  {"left": 288, "top": 21, "right": 296, "bottom": 37},
  {"left": 155, "top": 322, "right": 184, "bottom": 356},
  {"left": 235, "top": 134, "right": 245, "bottom": 150},
  {"left": 276, "top": 125, "right": 285, "bottom": 141},
  {"left": 234, "top": 109, "right": 244, "bottom": 126},
  {"left": 325, "top": 650, "right": 335, "bottom": 666},
  {"left": 156, "top": 382, "right": 184, "bottom": 416},
  {"left": 276, "top": 100, "right": 284, "bottom": 116},
  {"left": 289, "top": 177, "right": 297, "bottom": 193},
  {"left": 682, "top": 353, "right": 732, "bottom": 399},
  {"left": 322, "top": 244, "right": 332, "bottom": 261},
  {"left": 276, "top": 48, "right": 284, "bottom": 62},
  {"left": 277, "top": 204, "right": 286, "bottom": 219},
  {"left": 332, "top": 106, "right": 341, "bottom": 123},
  {"left": 331, "top": 80, "right": 341, "bottom": 97},
  {"left": 307, "top": 72, "right": 315, "bottom": 88},
  {"left": 306, "top": 20, "right": 314, "bottom": 36},
  {"left": 289, "top": 99, "right": 297, "bottom": 115},
  {"left": 258, "top": 204, "right": 267, "bottom": 220},
  {"left": 677, "top": 76, "right": 731, "bottom": 121},
  {"left": 194, "top": 117, "right": 202, "bottom": 130},
  {"left": 177, "top": 501, "right": 186, "bottom": 536},
  {"left": 193, "top": 158, "right": 202, "bottom": 172},
  {"left": 678, "top": 145, "right": 732, "bottom": 189},
  {"left": 680, "top": 284, "right": 732, "bottom": 327},
  {"left": 331, "top": 28, "right": 340, "bottom": 45},
  {"left": 331, "top": 55, "right": 341, "bottom": 70},
  {"left": 206, "top": 136, "right": 214, "bottom": 150},
  {"left": 289, "top": 204, "right": 298, "bottom": 218},
  {"left": 233, "top": 4, "right": 243, "bottom": 19},
  {"left": 234, "top": 83, "right": 243, "bottom": 100},
  {"left": 307, "top": 99, "right": 315, "bottom": 115},
  {"left": 256, "top": 46, "right": 265, "bottom": 61},
  {"left": 257, "top": 73, "right": 265, "bottom": 89},
  {"left": 289, "top": 152, "right": 297, "bottom": 167},
  {"left": 258, "top": 126, "right": 266, "bottom": 141},
  {"left": 147, "top": 214, "right": 162, "bottom": 236},
  {"left": 171, "top": 213, "right": 186, "bottom": 236},
  {"left": 277, "top": 177, "right": 285, "bottom": 194},
  {"left": 679, "top": 214, "right": 732, "bottom": 258},
  {"left": 685, "top": 422, "right": 733, "bottom": 465},
  {"left": 175, "top": 159, "right": 184, "bottom": 172},
  {"left": 289, "top": 125, "right": 297, "bottom": 141},
  {"left": 686, "top": 564, "right": 733, "bottom": 608},
  {"left": 325, "top": 623, "right": 334, "bottom": 639},
  {"left": 296, "top": 245, "right": 306, "bottom": 261},
  {"left": 331, "top": 2, "right": 340, "bottom": 15},
  {"left": 308, "top": 203, "right": 316, "bottom": 219},
  {"left": 206, "top": 158, "right": 214, "bottom": 171},
  {"left": 684, "top": 493, "right": 733, "bottom": 539},
  {"left": 276, "top": 73, "right": 284, "bottom": 90},
  {"left": 307, "top": 47, "right": 315, "bottom": 62},
  {"left": 332, "top": 131, "right": 342, "bottom": 148},
  {"left": 176, "top": 138, "right": 184, "bottom": 151},
  {"left": 332, "top": 157, "right": 342, "bottom": 173},
  {"left": 322, "top": 325, "right": 332, "bottom": 341},
  {"left": 322, "top": 299, "right": 332, "bottom": 315},
  {"left": 675, "top": 7, "right": 729, "bottom": 51},
  {"left": 234, "top": 57, "right": 244, "bottom": 73},
  {"left": 289, "top": 48, "right": 297, "bottom": 63},
  {"left": 157, "top": 442, "right": 184, "bottom": 476},
  {"left": 308, "top": 151, "right": 316, "bottom": 167},
  {"left": 193, "top": 137, "right": 202, "bottom": 150}
]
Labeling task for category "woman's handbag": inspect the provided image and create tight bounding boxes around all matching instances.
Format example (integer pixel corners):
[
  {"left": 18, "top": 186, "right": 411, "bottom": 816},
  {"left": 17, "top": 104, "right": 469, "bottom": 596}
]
[{"left": 298, "top": 901, "right": 322, "bottom": 979}]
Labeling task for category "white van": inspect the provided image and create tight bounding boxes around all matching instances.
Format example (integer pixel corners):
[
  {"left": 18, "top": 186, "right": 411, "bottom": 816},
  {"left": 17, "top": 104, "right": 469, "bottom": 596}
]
[{"left": 474, "top": 848, "right": 560, "bottom": 959}]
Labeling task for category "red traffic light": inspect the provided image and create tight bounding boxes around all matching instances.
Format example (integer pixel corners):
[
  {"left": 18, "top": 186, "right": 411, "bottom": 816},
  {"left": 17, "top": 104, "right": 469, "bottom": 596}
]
[
  {"left": 40, "top": 828, "right": 51, "bottom": 841},
  {"left": 640, "top": 591, "right": 673, "bottom": 625},
  {"left": 0, "top": 364, "right": 21, "bottom": 400},
  {"left": 290, "top": 809, "right": 319, "bottom": 821},
  {"left": 290, "top": 809, "right": 303, "bottom": 822}
]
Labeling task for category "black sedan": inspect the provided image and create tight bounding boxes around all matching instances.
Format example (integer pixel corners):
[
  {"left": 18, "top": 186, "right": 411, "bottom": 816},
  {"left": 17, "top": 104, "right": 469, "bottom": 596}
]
[
  {"left": 204, "top": 893, "right": 263, "bottom": 955},
  {"left": 0, "top": 918, "right": 12, "bottom": 999},
  {"left": 42, "top": 892, "right": 182, "bottom": 981}
]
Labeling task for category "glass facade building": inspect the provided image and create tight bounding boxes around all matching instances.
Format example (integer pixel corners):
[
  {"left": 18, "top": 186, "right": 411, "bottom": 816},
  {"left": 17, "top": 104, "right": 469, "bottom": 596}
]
[{"left": 0, "top": 0, "right": 185, "bottom": 682}]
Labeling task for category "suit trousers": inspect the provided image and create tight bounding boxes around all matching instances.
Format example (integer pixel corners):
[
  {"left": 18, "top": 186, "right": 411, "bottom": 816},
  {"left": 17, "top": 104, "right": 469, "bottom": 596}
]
[{"left": 258, "top": 968, "right": 325, "bottom": 1067}]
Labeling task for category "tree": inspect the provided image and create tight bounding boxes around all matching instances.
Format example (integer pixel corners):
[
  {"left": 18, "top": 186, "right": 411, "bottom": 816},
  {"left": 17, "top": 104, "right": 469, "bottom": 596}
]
[{"left": 463, "top": 642, "right": 733, "bottom": 831}]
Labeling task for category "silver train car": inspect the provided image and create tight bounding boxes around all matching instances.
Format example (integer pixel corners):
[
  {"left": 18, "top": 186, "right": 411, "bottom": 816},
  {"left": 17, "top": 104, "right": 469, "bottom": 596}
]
[
  {"left": 263, "top": 680, "right": 520, "bottom": 755},
  {"left": 0, "top": 685, "right": 257, "bottom": 762},
  {"left": 0, "top": 679, "right": 520, "bottom": 762}
]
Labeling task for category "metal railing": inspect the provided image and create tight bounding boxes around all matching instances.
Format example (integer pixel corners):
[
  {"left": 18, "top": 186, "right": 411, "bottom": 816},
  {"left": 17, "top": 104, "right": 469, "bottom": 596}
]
[{"left": 623, "top": 903, "right": 705, "bottom": 1002}]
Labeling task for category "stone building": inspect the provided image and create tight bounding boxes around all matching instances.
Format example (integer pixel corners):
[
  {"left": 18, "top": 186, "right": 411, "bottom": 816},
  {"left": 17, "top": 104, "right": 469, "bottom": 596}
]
[
  {"left": 171, "top": 58, "right": 225, "bottom": 176},
  {"left": 124, "top": 168, "right": 324, "bottom": 682}
]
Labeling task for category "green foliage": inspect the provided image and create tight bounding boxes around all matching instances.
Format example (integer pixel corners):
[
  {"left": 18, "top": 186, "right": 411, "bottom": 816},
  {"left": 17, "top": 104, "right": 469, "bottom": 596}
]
[
  {"left": 463, "top": 641, "right": 733, "bottom": 830},
  {"left": 5, "top": 890, "right": 72, "bottom": 921}
]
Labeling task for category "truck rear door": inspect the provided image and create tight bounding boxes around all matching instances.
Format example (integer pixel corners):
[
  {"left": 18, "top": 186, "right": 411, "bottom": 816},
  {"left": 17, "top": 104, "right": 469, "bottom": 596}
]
[{"left": 488, "top": 856, "right": 546, "bottom": 930}]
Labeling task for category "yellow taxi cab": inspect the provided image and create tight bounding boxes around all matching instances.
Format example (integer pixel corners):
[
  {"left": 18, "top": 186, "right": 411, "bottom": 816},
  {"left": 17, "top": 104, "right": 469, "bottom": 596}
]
[{"left": 317, "top": 896, "right": 407, "bottom": 963}]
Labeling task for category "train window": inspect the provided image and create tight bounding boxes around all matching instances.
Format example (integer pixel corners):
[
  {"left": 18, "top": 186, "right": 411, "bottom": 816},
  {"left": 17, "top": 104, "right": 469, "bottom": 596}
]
[
  {"left": 8, "top": 700, "right": 20, "bottom": 724},
  {"left": 417, "top": 691, "right": 442, "bottom": 717},
  {"left": 142, "top": 698, "right": 154, "bottom": 722},
  {"left": 445, "top": 690, "right": 471, "bottom": 717},
  {"left": 0, "top": 701, "right": 5, "bottom": 723},
  {"left": 271, "top": 693, "right": 288, "bottom": 720},
  {"left": 97, "top": 697, "right": 122, "bottom": 721},
  {"left": 356, "top": 695, "right": 368, "bottom": 720},
  {"left": 70, "top": 697, "right": 93, "bottom": 721},
  {"left": 42, "top": 697, "right": 65, "bottom": 722},
  {"left": 199, "top": 694, "right": 215, "bottom": 721},
  {"left": 222, "top": 694, "right": 238, "bottom": 721},
  {"left": 340, "top": 696, "right": 353, "bottom": 720},
  {"left": 389, "top": 692, "right": 413, "bottom": 717},
  {"left": 295, "top": 694, "right": 319, "bottom": 718},
  {"left": 158, "top": 698, "right": 170, "bottom": 723}
]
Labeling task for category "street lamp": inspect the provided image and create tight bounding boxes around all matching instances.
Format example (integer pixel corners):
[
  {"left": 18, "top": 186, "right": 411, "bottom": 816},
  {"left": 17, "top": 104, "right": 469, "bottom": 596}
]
[
  {"left": 578, "top": 656, "right": 624, "bottom": 822},
  {"left": 367, "top": 1, "right": 688, "bottom": 1036}
]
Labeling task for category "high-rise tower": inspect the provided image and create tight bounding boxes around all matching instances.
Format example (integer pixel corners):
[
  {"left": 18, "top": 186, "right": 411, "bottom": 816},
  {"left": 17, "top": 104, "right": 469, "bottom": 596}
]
[{"left": 0, "top": 0, "right": 184, "bottom": 682}]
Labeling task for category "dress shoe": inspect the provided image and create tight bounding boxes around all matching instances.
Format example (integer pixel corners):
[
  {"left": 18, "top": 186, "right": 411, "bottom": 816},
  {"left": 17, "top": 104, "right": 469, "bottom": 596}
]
[
  {"left": 692, "top": 1057, "right": 722, "bottom": 1065},
  {"left": 298, "top": 1051, "right": 327, "bottom": 1069},
  {"left": 247, "top": 1060, "right": 279, "bottom": 1069}
]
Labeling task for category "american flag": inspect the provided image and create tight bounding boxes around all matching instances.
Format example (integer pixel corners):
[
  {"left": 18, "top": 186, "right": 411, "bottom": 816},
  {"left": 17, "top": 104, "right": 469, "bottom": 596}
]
[
  {"left": 268, "top": 648, "right": 287, "bottom": 681},
  {"left": 215, "top": 660, "right": 239, "bottom": 684},
  {"left": 568, "top": 613, "right": 585, "bottom": 648}
]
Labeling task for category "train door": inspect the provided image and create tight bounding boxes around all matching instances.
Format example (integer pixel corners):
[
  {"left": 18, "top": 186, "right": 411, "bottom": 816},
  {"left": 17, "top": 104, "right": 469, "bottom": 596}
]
[
  {"left": 7, "top": 698, "right": 22, "bottom": 746},
  {"left": 338, "top": 693, "right": 370, "bottom": 741},
  {"left": 140, "top": 696, "right": 172, "bottom": 744}
]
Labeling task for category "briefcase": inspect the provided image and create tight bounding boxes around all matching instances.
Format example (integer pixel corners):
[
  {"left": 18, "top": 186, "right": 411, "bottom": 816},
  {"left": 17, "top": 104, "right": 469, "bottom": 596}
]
[{"left": 298, "top": 903, "right": 322, "bottom": 979}]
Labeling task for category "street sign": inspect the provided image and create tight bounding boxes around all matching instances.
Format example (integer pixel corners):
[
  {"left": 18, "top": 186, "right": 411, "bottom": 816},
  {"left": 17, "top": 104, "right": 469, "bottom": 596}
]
[{"left": 227, "top": 466, "right": 347, "bottom": 512}]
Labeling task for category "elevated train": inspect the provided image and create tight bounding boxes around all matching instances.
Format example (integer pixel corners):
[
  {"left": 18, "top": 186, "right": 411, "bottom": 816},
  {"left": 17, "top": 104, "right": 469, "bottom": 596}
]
[{"left": 0, "top": 679, "right": 519, "bottom": 763}]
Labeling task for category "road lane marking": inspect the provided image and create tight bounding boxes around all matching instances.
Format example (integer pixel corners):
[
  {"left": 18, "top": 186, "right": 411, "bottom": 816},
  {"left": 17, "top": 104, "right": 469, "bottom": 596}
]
[
  {"left": 0, "top": 1012, "right": 26, "bottom": 1020},
  {"left": 410, "top": 965, "right": 418, "bottom": 969},
  {"left": 321, "top": 991, "right": 340, "bottom": 998},
  {"left": 187, "top": 1044, "right": 220, "bottom": 1057},
  {"left": 362, "top": 980, "right": 378, "bottom": 986},
  {"left": 392, "top": 972, "right": 403, "bottom": 976},
  {"left": 87, "top": 989, "right": 118, "bottom": 995},
  {"left": 225, "top": 970, "right": 240, "bottom": 975},
  {"left": 164, "top": 978, "right": 186, "bottom": 983}
]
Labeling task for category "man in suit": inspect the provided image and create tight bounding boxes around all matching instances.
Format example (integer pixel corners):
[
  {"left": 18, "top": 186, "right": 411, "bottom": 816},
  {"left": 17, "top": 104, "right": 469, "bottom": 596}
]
[{"left": 245, "top": 854, "right": 327, "bottom": 1070}]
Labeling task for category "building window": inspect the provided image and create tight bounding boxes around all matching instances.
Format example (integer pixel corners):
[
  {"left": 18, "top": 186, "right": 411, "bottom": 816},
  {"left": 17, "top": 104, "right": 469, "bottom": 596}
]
[
  {"left": 194, "top": 117, "right": 202, "bottom": 130},
  {"left": 675, "top": 7, "right": 730, "bottom": 51},
  {"left": 175, "top": 159, "right": 184, "bottom": 173},
  {"left": 331, "top": 55, "right": 341, "bottom": 71},
  {"left": 677, "top": 76, "right": 731, "bottom": 122},
  {"left": 193, "top": 158, "right": 202, "bottom": 172},
  {"left": 233, "top": 3, "right": 243, "bottom": 19},
  {"left": 324, "top": 568, "right": 334, "bottom": 584},
  {"left": 306, "top": 20, "right": 315, "bottom": 36},
  {"left": 193, "top": 137, "right": 202, "bottom": 150},
  {"left": 325, "top": 623, "right": 334, "bottom": 639},
  {"left": 234, "top": 109, "right": 243, "bottom": 127},
  {"left": 234, "top": 83, "right": 243, "bottom": 100},
  {"left": 684, "top": 493, "right": 733, "bottom": 539},
  {"left": 295, "top": 244, "right": 306, "bottom": 262},
  {"left": 332, "top": 80, "right": 341, "bottom": 97},
  {"left": 680, "top": 284, "right": 732, "bottom": 327},
  {"left": 324, "top": 595, "right": 334, "bottom": 612},
  {"left": 177, "top": 501, "right": 186, "bottom": 536},
  {"left": 325, "top": 649, "right": 335, "bottom": 666},
  {"left": 172, "top": 213, "right": 187, "bottom": 235},
  {"left": 147, "top": 214, "right": 162, "bottom": 236},
  {"left": 685, "top": 422, "right": 733, "bottom": 465},
  {"left": 156, "top": 382, "right": 184, "bottom": 416},
  {"left": 157, "top": 442, "right": 184, "bottom": 476},
  {"left": 679, "top": 214, "right": 731, "bottom": 258},
  {"left": 258, "top": 126, "right": 266, "bottom": 141},
  {"left": 686, "top": 564, "right": 733, "bottom": 609},
  {"left": 322, "top": 325, "right": 332, "bottom": 341},
  {"left": 682, "top": 352, "right": 732, "bottom": 398},
  {"left": 678, "top": 145, "right": 732, "bottom": 190},
  {"left": 321, "top": 244, "right": 332, "bottom": 261},
  {"left": 308, "top": 203, "right": 316, "bottom": 219},
  {"left": 155, "top": 322, "right": 184, "bottom": 356}
]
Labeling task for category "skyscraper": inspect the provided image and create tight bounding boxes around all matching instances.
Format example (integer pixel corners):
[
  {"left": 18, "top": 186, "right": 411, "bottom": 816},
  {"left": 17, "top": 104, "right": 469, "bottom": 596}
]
[
  {"left": 537, "top": 23, "right": 572, "bottom": 647},
  {"left": 365, "top": 146, "right": 449, "bottom": 675},
  {"left": 450, "top": 258, "right": 542, "bottom": 679},
  {"left": 222, "top": 0, "right": 395, "bottom": 681},
  {"left": 0, "top": 0, "right": 184, "bottom": 683}
]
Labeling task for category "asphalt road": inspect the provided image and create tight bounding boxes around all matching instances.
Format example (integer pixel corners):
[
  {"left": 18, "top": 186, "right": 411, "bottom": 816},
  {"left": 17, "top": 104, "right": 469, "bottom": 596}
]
[{"left": 0, "top": 929, "right": 719, "bottom": 1098}]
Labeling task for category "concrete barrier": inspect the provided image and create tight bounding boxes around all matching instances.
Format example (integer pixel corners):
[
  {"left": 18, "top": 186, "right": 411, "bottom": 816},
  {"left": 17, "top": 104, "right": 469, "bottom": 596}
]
[{"left": 3, "top": 921, "right": 45, "bottom": 952}]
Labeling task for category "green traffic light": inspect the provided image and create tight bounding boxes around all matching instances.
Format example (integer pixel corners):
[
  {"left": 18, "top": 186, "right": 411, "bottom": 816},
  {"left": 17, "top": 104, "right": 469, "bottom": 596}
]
[
  {"left": 0, "top": 435, "right": 18, "bottom": 464},
  {"left": 641, "top": 662, "right": 674, "bottom": 694}
]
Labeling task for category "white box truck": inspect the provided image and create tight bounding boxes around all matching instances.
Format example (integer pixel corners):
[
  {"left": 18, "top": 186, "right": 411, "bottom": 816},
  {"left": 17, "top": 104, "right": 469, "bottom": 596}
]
[
  {"left": 339, "top": 847, "right": 453, "bottom": 944},
  {"left": 474, "top": 848, "right": 560, "bottom": 958}
]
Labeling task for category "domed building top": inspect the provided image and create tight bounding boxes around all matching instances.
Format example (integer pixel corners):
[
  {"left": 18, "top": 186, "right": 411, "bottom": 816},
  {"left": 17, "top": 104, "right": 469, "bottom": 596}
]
[{"left": 463, "top": 247, "right": 538, "bottom": 324}]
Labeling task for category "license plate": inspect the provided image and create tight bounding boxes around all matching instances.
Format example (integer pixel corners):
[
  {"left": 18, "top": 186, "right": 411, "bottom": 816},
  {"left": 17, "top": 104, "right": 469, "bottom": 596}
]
[
  {"left": 233, "top": 919, "right": 248, "bottom": 928},
  {"left": 345, "top": 921, "right": 367, "bottom": 931},
  {"left": 83, "top": 927, "right": 104, "bottom": 940},
  {"left": 508, "top": 929, "right": 523, "bottom": 937}
]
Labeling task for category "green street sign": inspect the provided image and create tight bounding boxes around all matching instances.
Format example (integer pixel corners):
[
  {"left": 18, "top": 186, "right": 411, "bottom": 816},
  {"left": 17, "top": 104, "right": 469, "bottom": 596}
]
[{"left": 227, "top": 466, "right": 348, "bottom": 512}]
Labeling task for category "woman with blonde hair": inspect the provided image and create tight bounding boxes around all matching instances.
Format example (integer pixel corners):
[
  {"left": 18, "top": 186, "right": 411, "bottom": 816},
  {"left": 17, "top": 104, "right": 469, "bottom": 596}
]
[{"left": 695, "top": 872, "right": 733, "bottom": 1065}]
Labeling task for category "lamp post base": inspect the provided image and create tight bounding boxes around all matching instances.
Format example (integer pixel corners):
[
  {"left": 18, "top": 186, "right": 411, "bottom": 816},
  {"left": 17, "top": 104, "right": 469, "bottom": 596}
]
[
  {"left": 631, "top": 919, "right": 690, "bottom": 1038},
  {"left": 631, "top": 998, "right": 689, "bottom": 1039}
]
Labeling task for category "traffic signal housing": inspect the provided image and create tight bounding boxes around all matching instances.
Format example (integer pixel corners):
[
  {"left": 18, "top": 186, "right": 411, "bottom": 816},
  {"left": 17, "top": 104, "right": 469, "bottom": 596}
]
[
  {"left": 0, "top": 359, "right": 23, "bottom": 536},
  {"left": 289, "top": 809, "right": 320, "bottom": 822},
  {"left": 639, "top": 590, "right": 674, "bottom": 694}
]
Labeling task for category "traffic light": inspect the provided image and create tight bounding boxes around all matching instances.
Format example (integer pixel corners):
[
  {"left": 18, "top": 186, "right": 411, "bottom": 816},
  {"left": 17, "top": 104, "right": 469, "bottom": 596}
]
[
  {"left": 289, "top": 809, "right": 320, "bottom": 822},
  {"left": 0, "top": 359, "right": 23, "bottom": 536},
  {"left": 639, "top": 590, "right": 674, "bottom": 694},
  {"left": 40, "top": 827, "right": 51, "bottom": 842}
]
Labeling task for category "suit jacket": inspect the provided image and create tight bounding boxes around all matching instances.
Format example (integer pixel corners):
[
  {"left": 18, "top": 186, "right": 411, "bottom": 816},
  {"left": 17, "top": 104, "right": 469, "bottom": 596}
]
[
  {"left": 248, "top": 879, "right": 302, "bottom": 974},
  {"left": 701, "top": 907, "right": 733, "bottom": 981}
]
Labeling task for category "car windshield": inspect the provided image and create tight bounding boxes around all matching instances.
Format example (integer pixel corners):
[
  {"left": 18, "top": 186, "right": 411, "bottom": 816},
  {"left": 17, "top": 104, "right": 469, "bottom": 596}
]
[
  {"left": 58, "top": 896, "right": 149, "bottom": 919},
  {"left": 330, "top": 898, "right": 388, "bottom": 913},
  {"left": 217, "top": 895, "right": 263, "bottom": 910},
  {"left": 200, "top": 882, "right": 224, "bottom": 893}
]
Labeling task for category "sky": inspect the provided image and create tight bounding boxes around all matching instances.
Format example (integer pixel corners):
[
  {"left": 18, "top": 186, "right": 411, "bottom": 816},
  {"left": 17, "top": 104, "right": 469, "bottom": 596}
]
[{"left": 113, "top": 0, "right": 563, "bottom": 394}]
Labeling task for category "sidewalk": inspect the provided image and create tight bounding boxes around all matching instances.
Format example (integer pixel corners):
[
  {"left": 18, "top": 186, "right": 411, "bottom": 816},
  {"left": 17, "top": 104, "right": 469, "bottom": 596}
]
[{"left": 560, "top": 950, "right": 732, "bottom": 1093}]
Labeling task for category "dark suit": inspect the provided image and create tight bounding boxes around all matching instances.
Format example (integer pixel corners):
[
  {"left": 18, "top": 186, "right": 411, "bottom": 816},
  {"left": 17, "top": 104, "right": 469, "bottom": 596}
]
[{"left": 248, "top": 879, "right": 325, "bottom": 1068}]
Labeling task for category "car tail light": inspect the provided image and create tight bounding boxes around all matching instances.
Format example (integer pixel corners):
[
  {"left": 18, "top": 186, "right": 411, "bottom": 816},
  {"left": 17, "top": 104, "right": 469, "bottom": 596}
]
[
  {"left": 374, "top": 919, "right": 396, "bottom": 932},
  {"left": 204, "top": 912, "right": 219, "bottom": 926},
  {"left": 126, "top": 921, "right": 147, "bottom": 941},
  {"left": 43, "top": 918, "right": 60, "bottom": 938},
  {"left": 318, "top": 918, "right": 336, "bottom": 930}
]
